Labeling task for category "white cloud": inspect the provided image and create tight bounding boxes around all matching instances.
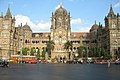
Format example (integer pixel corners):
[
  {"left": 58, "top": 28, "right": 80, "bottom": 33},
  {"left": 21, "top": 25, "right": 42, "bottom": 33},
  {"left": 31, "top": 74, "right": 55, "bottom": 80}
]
[
  {"left": 71, "top": 25, "right": 90, "bottom": 32},
  {"left": 114, "top": 1, "right": 120, "bottom": 8},
  {"left": 15, "top": 15, "right": 89, "bottom": 32},
  {"left": 71, "top": 18, "right": 90, "bottom": 32},
  {"left": 15, "top": 15, "right": 50, "bottom": 33},
  {"left": 71, "top": 18, "right": 82, "bottom": 25},
  {"left": 78, "top": 26, "right": 90, "bottom": 32}
]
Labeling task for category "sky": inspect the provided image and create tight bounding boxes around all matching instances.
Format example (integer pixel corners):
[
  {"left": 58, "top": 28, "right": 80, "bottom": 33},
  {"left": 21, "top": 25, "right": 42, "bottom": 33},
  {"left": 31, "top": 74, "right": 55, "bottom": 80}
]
[{"left": 0, "top": 0, "right": 120, "bottom": 33}]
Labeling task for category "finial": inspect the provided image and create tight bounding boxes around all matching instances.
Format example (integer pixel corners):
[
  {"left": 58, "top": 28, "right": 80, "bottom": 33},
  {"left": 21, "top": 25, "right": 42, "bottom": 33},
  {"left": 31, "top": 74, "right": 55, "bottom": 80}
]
[
  {"left": 52, "top": 12, "right": 53, "bottom": 16},
  {"left": 1, "top": 12, "right": 3, "bottom": 17},
  {"left": 95, "top": 20, "right": 96, "bottom": 24},
  {"left": 5, "top": 4, "right": 12, "bottom": 18},
  {"left": 8, "top": 4, "right": 10, "bottom": 8},
  {"left": 110, "top": 4, "right": 114, "bottom": 13},
  {"left": 99, "top": 22, "right": 101, "bottom": 26},
  {"left": 110, "top": 4, "right": 112, "bottom": 7},
  {"left": 117, "top": 13, "right": 119, "bottom": 17},
  {"left": 21, "top": 23, "right": 22, "bottom": 27},
  {"left": 60, "top": 0, "right": 64, "bottom": 7}
]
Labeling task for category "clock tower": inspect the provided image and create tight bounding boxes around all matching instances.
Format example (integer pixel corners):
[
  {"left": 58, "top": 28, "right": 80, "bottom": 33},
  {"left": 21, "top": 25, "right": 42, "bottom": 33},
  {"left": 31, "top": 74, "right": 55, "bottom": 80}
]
[
  {"left": 50, "top": 5, "right": 71, "bottom": 60},
  {"left": 104, "top": 5, "right": 120, "bottom": 57},
  {"left": 0, "top": 7, "right": 15, "bottom": 59}
]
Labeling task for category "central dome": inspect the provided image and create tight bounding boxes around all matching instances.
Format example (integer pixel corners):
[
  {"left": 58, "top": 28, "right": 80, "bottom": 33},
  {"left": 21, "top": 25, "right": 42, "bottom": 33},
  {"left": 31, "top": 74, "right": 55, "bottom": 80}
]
[
  {"left": 55, "top": 5, "right": 68, "bottom": 15},
  {"left": 23, "top": 23, "right": 32, "bottom": 31}
]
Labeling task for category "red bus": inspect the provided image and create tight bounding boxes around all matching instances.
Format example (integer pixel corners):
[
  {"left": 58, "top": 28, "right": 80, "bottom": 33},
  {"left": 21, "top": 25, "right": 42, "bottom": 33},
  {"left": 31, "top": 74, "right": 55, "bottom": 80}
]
[{"left": 11, "top": 55, "right": 37, "bottom": 64}]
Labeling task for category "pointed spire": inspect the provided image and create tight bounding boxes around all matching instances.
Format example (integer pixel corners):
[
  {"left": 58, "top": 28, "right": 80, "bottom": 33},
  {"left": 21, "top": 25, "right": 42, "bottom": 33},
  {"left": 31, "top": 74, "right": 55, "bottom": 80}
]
[
  {"left": 60, "top": 0, "right": 63, "bottom": 7},
  {"left": 21, "top": 23, "right": 22, "bottom": 27},
  {"left": 99, "top": 22, "right": 101, "bottom": 26},
  {"left": 25, "top": 22, "right": 28, "bottom": 25},
  {"left": 117, "top": 13, "right": 120, "bottom": 17},
  {"left": 107, "top": 4, "right": 116, "bottom": 18},
  {"left": 0, "top": 12, "right": 3, "bottom": 18},
  {"left": 109, "top": 4, "right": 114, "bottom": 13},
  {"left": 95, "top": 20, "right": 96, "bottom": 25},
  {"left": 5, "top": 5, "right": 12, "bottom": 18}
]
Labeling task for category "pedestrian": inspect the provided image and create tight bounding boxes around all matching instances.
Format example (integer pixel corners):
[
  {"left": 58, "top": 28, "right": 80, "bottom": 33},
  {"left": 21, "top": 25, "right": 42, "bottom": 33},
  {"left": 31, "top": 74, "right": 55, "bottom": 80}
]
[
  {"left": 107, "top": 60, "right": 110, "bottom": 68},
  {"left": 2, "top": 60, "right": 9, "bottom": 67}
]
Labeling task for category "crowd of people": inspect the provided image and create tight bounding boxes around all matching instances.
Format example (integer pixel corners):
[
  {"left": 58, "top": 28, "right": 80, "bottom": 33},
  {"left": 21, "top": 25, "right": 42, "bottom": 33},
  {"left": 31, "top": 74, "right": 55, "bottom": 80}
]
[{"left": 0, "top": 60, "right": 9, "bottom": 67}]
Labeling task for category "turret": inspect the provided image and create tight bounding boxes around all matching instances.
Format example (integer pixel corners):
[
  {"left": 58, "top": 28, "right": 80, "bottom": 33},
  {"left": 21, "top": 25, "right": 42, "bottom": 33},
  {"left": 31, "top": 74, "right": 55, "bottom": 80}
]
[
  {"left": 107, "top": 5, "right": 117, "bottom": 18},
  {"left": 0, "top": 12, "right": 3, "bottom": 18},
  {"left": 4, "top": 7, "right": 12, "bottom": 18}
]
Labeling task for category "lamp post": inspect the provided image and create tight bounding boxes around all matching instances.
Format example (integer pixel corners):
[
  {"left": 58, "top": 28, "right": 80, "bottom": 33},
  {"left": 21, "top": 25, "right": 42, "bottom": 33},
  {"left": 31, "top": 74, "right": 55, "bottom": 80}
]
[
  {"left": 86, "top": 46, "right": 89, "bottom": 59},
  {"left": 75, "top": 53, "right": 78, "bottom": 60},
  {"left": 115, "top": 40, "right": 118, "bottom": 59},
  {"left": 35, "top": 48, "right": 38, "bottom": 56},
  {"left": 0, "top": 46, "right": 2, "bottom": 59},
  {"left": 20, "top": 47, "right": 23, "bottom": 63}
]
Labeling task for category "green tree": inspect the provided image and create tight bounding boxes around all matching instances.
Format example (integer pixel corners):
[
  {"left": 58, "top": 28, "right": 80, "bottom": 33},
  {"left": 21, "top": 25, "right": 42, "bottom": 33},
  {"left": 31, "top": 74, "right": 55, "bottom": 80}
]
[
  {"left": 77, "top": 46, "right": 87, "bottom": 58},
  {"left": 92, "top": 47, "right": 111, "bottom": 60},
  {"left": 46, "top": 35, "right": 55, "bottom": 58},
  {"left": 30, "top": 47, "right": 36, "bottom": 56},
  {"left": 36, "top": 48, "right": 40, "bottom": 60},
  {"left": 92, "top": 47, "right": 101, "bottom": 58},
  {"left": 22, "top": 47, "right": 29, "bottom": 55},
  {"left": 64, "top": 41, "right": 73, "bottom": 60},
  {"left": 41, "top": 47, "right": 46, "bottom": 60}
]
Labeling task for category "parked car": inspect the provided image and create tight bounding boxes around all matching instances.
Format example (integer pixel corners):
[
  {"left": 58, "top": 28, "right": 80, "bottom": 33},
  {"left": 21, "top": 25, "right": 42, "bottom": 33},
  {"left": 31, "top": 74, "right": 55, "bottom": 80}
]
[{"left": 115, "top": 59, "right": 120, "bottom": 65}]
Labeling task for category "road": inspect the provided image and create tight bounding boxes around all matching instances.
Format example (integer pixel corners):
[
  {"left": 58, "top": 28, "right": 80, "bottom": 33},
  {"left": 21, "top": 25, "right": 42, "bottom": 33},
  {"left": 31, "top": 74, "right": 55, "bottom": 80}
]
[{"left": 0, "top": 63, "right": 120, "bottom": 80}]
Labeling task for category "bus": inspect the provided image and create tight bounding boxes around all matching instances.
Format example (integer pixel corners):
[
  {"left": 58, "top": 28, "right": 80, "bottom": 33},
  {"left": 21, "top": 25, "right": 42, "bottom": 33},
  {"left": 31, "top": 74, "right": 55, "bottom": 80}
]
[{"left": 11, "top": 55, "right": 37, "bottom": 64}]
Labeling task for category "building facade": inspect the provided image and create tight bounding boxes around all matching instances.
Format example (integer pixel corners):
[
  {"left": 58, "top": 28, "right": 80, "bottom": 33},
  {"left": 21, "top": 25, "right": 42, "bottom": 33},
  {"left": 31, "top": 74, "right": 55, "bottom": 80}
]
[
  {"left": 0, "top": 5, "right": 89, "bottom": 60},
  {"left": 89, "top": 5, "right": 120, "bottom": 59},
  {"left": 104, "top": 5, "right": 120, "bottom": 58},
  {"left": 0, "top": 7, "right": 15, "bottom": 59},
  {"left": 0, "top": 5, "right": 119, "bottom": 60}
]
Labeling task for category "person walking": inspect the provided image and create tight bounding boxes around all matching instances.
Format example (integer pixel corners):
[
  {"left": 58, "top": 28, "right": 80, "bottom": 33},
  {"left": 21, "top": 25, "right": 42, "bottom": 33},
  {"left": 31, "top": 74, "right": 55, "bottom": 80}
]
[{"left": 107, "top": 60, "right": 111, "bottom": 68}]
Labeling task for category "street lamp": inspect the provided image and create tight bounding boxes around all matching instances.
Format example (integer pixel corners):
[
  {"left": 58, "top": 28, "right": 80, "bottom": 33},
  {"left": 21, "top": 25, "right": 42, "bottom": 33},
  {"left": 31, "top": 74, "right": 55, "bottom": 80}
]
[
  {"left": 82, "top": 49, "right": 85, "bottom": 58},
  {"left": 86, "top": 46, "right": 89, "bottom": 59},
  {"left": 20, "top": 48, "right": 23, "bottom": 63},
  {"left": 75, "top": 53, "right": 78, "bottom": 59},
  {"left": 35, "top": 48, "right": 38, "bottom": 55},
  {"left": 115, "top": 40, "right": 118, "bottom": 59},
  {"left": 0, "top": 46, "right": 2, "bottom": 59}
]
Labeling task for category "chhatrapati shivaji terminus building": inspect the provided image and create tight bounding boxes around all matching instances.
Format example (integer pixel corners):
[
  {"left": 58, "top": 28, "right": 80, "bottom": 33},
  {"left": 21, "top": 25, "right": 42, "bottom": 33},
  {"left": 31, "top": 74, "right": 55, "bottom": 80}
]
[{"left": 0, "top": 4, "right": 120, "bottom": 61}]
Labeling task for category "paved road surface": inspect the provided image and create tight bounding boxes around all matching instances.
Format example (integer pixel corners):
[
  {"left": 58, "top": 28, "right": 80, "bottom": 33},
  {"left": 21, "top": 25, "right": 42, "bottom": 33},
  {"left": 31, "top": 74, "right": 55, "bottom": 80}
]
[{"left": 0, "top": 63, "right": 120, "bottom": 80}]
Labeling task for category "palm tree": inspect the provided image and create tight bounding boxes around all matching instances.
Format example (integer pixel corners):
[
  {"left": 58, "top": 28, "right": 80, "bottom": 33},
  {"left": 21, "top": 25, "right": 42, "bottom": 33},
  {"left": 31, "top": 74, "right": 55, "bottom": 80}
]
[
  {"left": 46, "top": 35, "right": 55, "bottom": 58},
  {"left": 41, "top": 47, "right": 46, "bottom": 60},
  {"left": 77, "top": 46, "right": 85, "bottom": 58},
  {"left": 30, "top": 47, "right": 36, "bottom": 56},
  {"left": 22, "top": 47, "right": 29, "bottom": 55},
  {"left": 36, "top": 47, "right": 40, "bottom": 60},
  {"left": 64, "top": 41, "right": 73, "bottom": 60}
]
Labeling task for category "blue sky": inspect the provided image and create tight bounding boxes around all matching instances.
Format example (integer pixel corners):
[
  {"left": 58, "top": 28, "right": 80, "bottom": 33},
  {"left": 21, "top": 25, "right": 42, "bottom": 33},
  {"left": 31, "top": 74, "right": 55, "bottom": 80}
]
[{"left": 0, "top": 0, "right": 120, "bottom": 32}]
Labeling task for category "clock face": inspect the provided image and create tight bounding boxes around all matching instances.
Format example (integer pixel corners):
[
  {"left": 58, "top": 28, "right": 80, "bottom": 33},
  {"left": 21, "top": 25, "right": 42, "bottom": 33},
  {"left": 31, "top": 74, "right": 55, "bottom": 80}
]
[
  {"left": 3, "top": 25, "right": 8, "bottom": 29},
  {"left": 59, "top": 31, "right": 62, "bottom": 34}
]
